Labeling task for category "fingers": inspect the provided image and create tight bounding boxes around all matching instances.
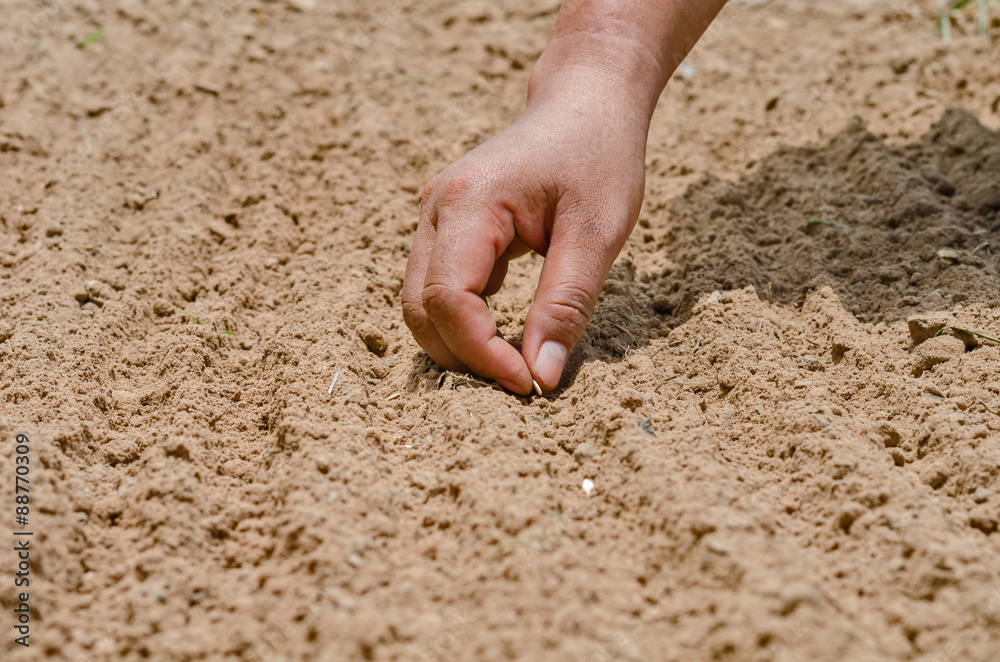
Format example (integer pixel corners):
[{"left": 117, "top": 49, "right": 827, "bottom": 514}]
[
  {"left": 521, "top": 216, "right": 627, "bottom": 391},
  {"left": 402, "top": 182, "right": 534, "bottom": 395},
  {"left": 483, "top": 253, "right": 509, "bottom": 298},
  {"left": 402, "top": 194, "right": 465, "bottom": 372},
  {"left": 422, "top": 199, "right": 534, "bottom": 394}
]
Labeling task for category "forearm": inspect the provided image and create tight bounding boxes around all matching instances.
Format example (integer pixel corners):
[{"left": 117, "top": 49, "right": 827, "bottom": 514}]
[{"left": 528, "top": 0, "right": 727, "bottom": 120}]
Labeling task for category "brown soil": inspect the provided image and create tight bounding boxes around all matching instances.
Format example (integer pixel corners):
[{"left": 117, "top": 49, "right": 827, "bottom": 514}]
[{"left": 2, "top": 1, "right": 1000, "bottom": 661}]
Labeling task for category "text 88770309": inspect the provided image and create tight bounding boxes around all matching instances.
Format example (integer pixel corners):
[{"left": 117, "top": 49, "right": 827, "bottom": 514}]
[{"left": 12, "top": 433, "right": 33, "bottom": 648}]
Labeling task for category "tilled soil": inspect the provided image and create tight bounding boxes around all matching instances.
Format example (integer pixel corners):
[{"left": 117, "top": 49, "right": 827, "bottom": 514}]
[{"left": 2, "top": 1, "right": 1000, "bottom": 661}]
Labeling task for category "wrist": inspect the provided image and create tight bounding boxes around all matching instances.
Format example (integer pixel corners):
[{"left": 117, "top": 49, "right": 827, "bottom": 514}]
[
  {"left": 527, "top": 32, "right": 664, "bottom": 124},
  {"left": 525, "top": 0, "right": 727, "bottom": 125},
  {"left": 527, "top": 0, "right": 679, "bottom": 122}
]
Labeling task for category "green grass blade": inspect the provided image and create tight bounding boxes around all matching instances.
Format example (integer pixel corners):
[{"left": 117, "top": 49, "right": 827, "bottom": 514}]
[
  {"left": 959, "top": 328, "right": 1000, "bottom": 344},
  {"left": 934, "top": 326, "right": 1000, "bottom": 344},
  {"left": 940, "top": 11, "right": 953, "bottom": 43},
  {"left": 78, "top": 26, "right": 105, "bottom": 48},
  {"left": 179, "top": 308, "right": 203, "bottom": 324}
]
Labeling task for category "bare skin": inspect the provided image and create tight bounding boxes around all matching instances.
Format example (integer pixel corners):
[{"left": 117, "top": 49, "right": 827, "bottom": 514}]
[{"left": 402, "top": 0, "right": 728, "bottom": 395}]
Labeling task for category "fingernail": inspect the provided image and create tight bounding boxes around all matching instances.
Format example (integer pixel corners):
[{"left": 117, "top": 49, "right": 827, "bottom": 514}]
[
  {"left": 497, "top": 378, "right": 523, "bottom": 394},
  {"left": 535, "top": 341, "right": 567, "bottom": 389}
]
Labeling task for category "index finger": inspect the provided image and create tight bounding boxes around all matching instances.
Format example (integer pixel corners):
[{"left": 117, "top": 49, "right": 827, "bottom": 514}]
[
  {"left": 421, "top": 201, "right": 533, "bottom": 394},
  {"left": 402, "top": 201, "right": 466, "bottom": 372}
]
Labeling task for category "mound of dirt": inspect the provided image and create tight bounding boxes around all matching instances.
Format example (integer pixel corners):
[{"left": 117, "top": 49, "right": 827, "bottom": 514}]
[
  {"left": 653, "top": 108, "right": 1000, "bottom": 323},
  {"left": 568, "top": 109, "right": 1000, "bottom": 383}
]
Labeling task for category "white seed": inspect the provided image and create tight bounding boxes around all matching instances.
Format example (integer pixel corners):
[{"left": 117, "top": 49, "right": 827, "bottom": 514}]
[
  {"left": 327, "top": 371, "right": 340, "bottom": 395},
  {"left": 582, "top": 479, "right": 595, "bottom": 497},
  {"left": 532, "top": 379, "right": 543, "bottom": 396}
]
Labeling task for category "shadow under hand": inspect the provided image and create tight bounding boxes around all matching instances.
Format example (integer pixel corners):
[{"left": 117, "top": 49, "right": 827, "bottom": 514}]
[{"left": 563, "top": 108, "right": 1000, "bottom": 391}]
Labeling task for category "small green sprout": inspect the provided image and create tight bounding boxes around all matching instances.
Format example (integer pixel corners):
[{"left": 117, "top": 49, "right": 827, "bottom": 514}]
[
  {"left": 806, "top": 218, "right": 850, "bottom": 230},
  {"left": 77, "top": 26, "right": 106, "bottom": 49},
  {"left": 179, "top": 308, "right": 202, "bottom": 324},
  {"left": 179, "top": 308, "right": 236, "bottom": 338}
]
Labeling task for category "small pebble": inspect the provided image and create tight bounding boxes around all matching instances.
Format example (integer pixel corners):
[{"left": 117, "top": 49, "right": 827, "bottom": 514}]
[
  {"left": 968, "top": 182, "right": 1000, "bottom": 215},
  {"left": 152, "top": 299, "right": 174, "bottom": 317},
  {"left": 707, "top": 540, "right": 732, "bottom": 555},
  {"left": 677, "top": 60, "right": 697, "bottom": 79},
  {"left": 581, "top": 479, "right": 595, "bottom": 497},
  {"left": 800, "top": 354, "right": 822, "bottom": 371},
  {"left": 778, "top": 584, "right": 823, "bottom": 616},
  {"left": 573, "top": 442, "right": 597, "bottom": 464},
  {"left": 974, "top": 487, "right": 991, "bottom": 504},
  {"left": 907, "top": 311, "right": 953, "bottom": 344},
  {"left": 357, "top": 323, "right": 388, "bottom": 357},
  {"left": 85, "top": 279, "right": 111, "bottom": 304}
]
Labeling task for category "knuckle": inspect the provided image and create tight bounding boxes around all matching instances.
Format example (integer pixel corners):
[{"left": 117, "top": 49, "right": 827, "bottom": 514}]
[
  {"left": 401, "top": 297, "right": 427, "bottom": 332},
  {"left": 421, "top": 282, "right": 459, "bottom": 320},
  {"left": 563, "top": 192, "right": 637, "bottom": 251},
  {"left": 421, "top": 177, "right": 440, "bottom": 207},
  {"left": 547, "top": 283, "right": 597, "bottom": 335},
  {"left": 438, "top": 174, "right": 483, "bottom": 208},
  {"left": 423, "top": 172, "right": 496, "bottom": 223},
  {"left": 588, "top": 211, "right": 634, "bottom": 251}
]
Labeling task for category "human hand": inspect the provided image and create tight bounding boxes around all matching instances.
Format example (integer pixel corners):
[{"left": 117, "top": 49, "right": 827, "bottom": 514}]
[
  {"left": 402, "top": 73, "right": 650, "bottom": 395},
  {"left": 401, "top": 0, "right": 728, "bottom": 395}
]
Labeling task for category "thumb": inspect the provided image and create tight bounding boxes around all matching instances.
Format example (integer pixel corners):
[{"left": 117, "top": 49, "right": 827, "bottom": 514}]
[{"left": 522, "top": 222, "right": 622, "bottom": 391}]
